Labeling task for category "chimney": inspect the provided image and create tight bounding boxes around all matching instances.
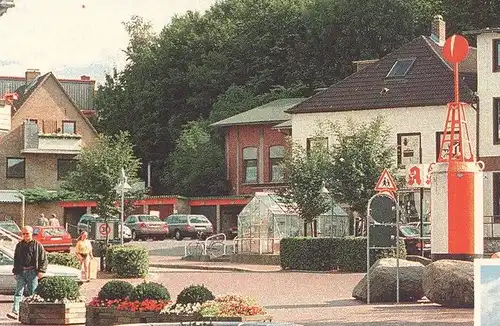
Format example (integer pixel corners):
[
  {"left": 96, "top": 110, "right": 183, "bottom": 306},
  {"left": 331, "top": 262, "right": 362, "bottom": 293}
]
[
  {"left": 25, "top": 69, "right": 40, "bottom": 84},
  {"left": 80, "top": 75, "right": 91, "bottom": 81},
  {"left": 430, "top": 14, "right": 446, "bottom": 46}
]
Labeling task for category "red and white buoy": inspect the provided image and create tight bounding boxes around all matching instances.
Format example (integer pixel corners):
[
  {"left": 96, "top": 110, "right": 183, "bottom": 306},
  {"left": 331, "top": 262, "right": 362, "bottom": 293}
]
[{"left": 430, "top": 35, "right": 484, "bottom": 261}]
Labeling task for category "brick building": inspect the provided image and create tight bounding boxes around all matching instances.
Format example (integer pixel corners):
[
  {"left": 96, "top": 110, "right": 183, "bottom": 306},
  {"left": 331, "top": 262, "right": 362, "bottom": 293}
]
[
  {"left": 211, "top": 98, "right": 306, "bottom": 195},
  {"left": 0, "top": 70, "right": 98, "bottom": 226}
]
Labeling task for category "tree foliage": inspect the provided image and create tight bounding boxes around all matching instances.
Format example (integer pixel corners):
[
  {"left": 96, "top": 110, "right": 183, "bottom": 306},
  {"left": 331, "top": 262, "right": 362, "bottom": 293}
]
[
  {"left": 279, "top": 142, "right": 331, "bottom": 235},
  {"left": 62, "top": 132, "right": 142, "bottom": 219},
  {"left": 325, "top": 117, "right": 395, "bottom": 214},
  {"left": 95, "top": 0, "right": 493, "bottom": 195}
]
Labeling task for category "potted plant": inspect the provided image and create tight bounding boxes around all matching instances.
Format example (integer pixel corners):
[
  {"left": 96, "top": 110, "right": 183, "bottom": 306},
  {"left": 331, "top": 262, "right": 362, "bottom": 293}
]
[{"left": 19, "top": 276, "right": 85, "bottom": 325}]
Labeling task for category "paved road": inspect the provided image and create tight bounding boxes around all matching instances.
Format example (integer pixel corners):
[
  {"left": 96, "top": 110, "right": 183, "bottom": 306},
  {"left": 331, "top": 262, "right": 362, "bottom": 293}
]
[{"left": 0, "top": 267, "right": 473, "bottom": 326}]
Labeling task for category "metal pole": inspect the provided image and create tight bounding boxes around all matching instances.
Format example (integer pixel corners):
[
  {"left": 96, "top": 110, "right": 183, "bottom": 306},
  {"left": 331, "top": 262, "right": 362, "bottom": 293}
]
[
  {"left": 147, "top": 161, "right": 151, "bottom": 189},
  {"left": 21, "top": 193, "right": 25, "bottom": 227},
  {"left": 366, "top": 206, "right": 371, "bottom": 304},
  {"left": 420, "top": 188, "right": 424, "bottom": 256},
  {"left": 396, "top": 192, "right": 400, "bottom": 304},
  {"left": 120, "top": 187, "right": 124, "bottom": 245}
]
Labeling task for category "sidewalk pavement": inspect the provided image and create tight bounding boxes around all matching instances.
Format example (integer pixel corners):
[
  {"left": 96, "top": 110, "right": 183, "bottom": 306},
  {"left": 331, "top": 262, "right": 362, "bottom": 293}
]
[{"left": 149, "top": 255, "right": 283, "bottom": 272}]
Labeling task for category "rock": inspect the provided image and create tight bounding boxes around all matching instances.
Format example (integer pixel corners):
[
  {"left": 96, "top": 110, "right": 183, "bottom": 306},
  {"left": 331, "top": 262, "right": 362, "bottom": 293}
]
[
  {"left": 352, "top": 258, "right": 425, "bottom": 302},
  {"left": 422, "top": 259, "right": 474, "bottom": 308},
  {"left": 406, "top": 255, "right": 432, "bottom": 266}
]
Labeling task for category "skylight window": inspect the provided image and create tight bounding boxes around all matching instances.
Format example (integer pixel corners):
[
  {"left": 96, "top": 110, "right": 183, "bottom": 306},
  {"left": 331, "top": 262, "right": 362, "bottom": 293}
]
[{"left": 386, "top": 58, "right": 416, "bottom": 78}]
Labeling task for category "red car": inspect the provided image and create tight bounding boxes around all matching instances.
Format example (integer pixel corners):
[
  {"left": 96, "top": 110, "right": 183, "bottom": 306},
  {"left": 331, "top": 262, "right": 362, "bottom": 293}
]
[{"left": 33, "top": 226, "right": 73, "bottom": 253}]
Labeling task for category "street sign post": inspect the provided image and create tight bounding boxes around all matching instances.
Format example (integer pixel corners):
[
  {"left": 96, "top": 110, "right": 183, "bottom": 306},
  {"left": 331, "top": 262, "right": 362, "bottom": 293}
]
[{"left": 366, "top": 169, "right": 401, "bottom": 304}]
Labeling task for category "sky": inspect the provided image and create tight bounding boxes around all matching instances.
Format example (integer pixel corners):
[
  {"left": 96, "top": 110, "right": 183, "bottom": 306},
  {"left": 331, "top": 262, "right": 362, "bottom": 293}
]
[
  {"left": 0, "top": 0, "right": 218, "bottom": 84},
  {"left": 480, "top": 267, "right": 500, "bottom": 326}
]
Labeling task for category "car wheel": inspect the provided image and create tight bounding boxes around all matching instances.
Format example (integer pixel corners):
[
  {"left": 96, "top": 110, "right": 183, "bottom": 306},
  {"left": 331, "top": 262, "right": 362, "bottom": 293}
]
[
  {"left": 132, "top": 230, "right": 139, "bottom": 241},
  {"left": 175, "top": 229, "right": 183, "bottom": 241}
]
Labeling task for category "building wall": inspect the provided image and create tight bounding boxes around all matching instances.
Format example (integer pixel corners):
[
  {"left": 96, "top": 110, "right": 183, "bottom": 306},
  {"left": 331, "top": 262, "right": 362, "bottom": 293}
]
[
  {"left": 0, "top": 75, "right": 97, "bottom": 190},
  {"left": 225, "top": 124, "right": 288, "bottom": 195},
  {"left": 291, "top": 104, "right": 477, "bottom": 169},
  {"left": 0, "top": 202, "right": 63, "bottom": 227}
]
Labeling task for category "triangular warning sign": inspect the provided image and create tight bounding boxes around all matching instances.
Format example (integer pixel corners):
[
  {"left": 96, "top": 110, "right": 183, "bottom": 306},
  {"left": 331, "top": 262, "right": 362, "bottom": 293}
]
[{"left": 374, "top": 168, "right": 398, "bottom": 192}]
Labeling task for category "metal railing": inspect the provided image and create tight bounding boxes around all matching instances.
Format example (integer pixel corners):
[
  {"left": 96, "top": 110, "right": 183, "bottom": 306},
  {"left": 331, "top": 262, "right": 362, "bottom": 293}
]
[{"left": 184, "top": 233, "right": 227, "bottom": 258}]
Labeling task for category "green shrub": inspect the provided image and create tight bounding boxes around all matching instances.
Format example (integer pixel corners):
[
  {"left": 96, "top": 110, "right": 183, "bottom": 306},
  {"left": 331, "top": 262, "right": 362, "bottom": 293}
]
[
  {"left": 176, "top": 284, "right": 215, "bottom": 304},
  {"left": 35, "top": 276, "right": 80, "bottom": 301},
  {"left": 129, "top": 281, "right": 170, "bottom": 301},
  {"left": 109, "top": 245, "right": 149, "bottom": 277},
  {"left": 47, "top": 253, "right": 80, "bottom": 269},
  {"left": 97, "top": 280, "right": 134, "bottom": 300},
  {"left": 280, "top": 237, "right": 406, "bottom": 272},
  {"left": 105, "top": 244, "right": 122, "bottom": 272}
]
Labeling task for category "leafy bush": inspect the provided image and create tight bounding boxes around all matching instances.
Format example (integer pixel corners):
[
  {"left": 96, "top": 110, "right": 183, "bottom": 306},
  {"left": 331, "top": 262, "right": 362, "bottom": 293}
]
[
  {"left": 176, "top": 285, "right": 215, "bottom": 305},
  {"left": 97, "top": 280, "right": 134, "bottom": 300},
  {"left": 130, "top": 281, "right": 170, "bottom": 301},
  {"left": 35, "top": 276, "right": 80, "bottom": 301},
  {"left": 109, "top": 245, "right": 149, "bottom": 277},
  {"left": 104, "top": 244, "right": 122, "bottom": 272},
  {"left": 47, "top": 253, "right": 80, "bottom": 269},
  {"left": 280, "top": 237, "right": 406, "bottom": 272}
]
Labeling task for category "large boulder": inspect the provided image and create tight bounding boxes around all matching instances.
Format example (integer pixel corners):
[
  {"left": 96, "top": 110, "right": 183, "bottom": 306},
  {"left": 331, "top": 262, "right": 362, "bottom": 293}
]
[
  {"left": 352, "top": 258, "right": 425, "bottom": 302},
  {"left": 422, "top": 259, "right": 473, "bottom": 307}
]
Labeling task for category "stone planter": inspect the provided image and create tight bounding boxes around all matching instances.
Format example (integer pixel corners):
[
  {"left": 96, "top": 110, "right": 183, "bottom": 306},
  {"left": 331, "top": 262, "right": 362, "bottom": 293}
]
[
  {"left": 19, "top": 301, "right": 86, "bottom": 325},
  {"left": 86, "top": 305, "right": 272, "bottom": 325}
]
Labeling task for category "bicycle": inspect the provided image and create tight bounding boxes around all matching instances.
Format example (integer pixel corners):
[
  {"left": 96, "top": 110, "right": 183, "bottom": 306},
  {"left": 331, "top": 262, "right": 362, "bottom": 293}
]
[
  {"left": 186, "top": 241, "right": 204, "bottom": 256},
  {"left": 205, "top": 239, "right": 226, "bottom": 258}
]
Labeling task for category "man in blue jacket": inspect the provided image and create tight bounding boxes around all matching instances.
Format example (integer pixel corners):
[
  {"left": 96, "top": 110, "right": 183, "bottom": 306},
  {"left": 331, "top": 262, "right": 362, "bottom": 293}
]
[{"left": 7, "top": 225, "right": 47, "bottom": 320}]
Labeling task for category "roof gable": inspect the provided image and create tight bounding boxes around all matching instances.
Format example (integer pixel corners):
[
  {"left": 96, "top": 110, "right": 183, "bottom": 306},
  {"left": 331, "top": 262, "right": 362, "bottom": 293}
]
[
  {"left": 288, "top": 36, "right": 477, "bottom": 114},
  {"left": 12, "top": 73, "right": 98, "bottom": 135},
  {"left": 211, "top": 98, "right": 306, "bottom": 127}
]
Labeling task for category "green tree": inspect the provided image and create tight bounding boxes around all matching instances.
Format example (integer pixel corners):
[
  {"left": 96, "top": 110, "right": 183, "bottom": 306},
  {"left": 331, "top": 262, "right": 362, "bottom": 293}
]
[
  {"left": 62, "top": 132, "right": 142, "bottom": 221},
  {"left": 279, "top": 143, "right": 331, "bottom": 237},
  {"left": 325, "top": 117, "right": 394, "bottom": 215},
  {"left": 161, "top": 120, "right": 228, "bottom": 196}
]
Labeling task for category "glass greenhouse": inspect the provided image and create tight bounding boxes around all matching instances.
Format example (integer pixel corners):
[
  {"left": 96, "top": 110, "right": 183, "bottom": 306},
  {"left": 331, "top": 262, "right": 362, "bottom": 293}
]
[{"left": 237, "top": 192, "right": 349, "bottom": 254}]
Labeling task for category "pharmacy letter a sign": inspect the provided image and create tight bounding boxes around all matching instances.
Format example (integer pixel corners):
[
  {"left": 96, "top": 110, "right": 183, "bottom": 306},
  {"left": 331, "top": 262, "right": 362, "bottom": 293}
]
[{"left": 405, "top": 164, "right": 431, "bottom": 188}]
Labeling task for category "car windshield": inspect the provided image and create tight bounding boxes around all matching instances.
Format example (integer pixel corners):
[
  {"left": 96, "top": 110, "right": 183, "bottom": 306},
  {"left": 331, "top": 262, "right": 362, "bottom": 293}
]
[
  {"left": 0, "top": 223, "right": 20, "bottom": 233},
  {"left": 400, "top": 225, "right": 420, "bottom": 237},
  {"left": 44, "top": 228, "right": 66, "bottom": 236},
  {"left": 189, "top": 216, "right": 209, "bottom": 224},
  {"left": 138, "top": 215, "right": 160, "bottom": 222}
]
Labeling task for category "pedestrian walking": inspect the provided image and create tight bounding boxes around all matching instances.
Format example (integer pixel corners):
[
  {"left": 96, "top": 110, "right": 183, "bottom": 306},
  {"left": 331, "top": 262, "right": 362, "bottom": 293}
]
[
  {"left": 49, "top": 213, "right": 60, "bottom": 227},
  {"left": 7, "top": 226, "right": 47, "bottom": 320},
  {"left": 36, "top": 213, "right": 49, "bottom": 226},
  {"left": 75, "top": 231, "right": 93, "bottom": 282}
]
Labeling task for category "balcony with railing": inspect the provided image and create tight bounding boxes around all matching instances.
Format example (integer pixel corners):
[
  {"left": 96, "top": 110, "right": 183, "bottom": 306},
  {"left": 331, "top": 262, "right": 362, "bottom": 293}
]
[{"left": 22, "top": 120, "right": 82, "bottom": 154}]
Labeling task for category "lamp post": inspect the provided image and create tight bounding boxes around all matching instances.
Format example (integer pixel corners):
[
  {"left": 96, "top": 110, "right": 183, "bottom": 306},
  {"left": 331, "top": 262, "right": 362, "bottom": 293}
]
[
  {"left": 320, "top": 182, "right": 335, "bottom": 237},
  {"left": 114, "top": 168, "right": 132, "bottom": 245}
]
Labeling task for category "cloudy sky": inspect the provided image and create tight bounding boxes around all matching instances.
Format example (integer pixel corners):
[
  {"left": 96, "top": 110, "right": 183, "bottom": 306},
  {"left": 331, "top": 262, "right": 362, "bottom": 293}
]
[
  {"left": 480, "top": 265, "right": 500, "bottom": 326},
  {"left": 0, "top": 0, "right": 218, "bottom": 84}
]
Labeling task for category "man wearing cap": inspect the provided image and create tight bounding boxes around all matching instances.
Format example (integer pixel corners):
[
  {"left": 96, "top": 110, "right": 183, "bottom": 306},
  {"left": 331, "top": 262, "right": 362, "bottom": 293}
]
[
  {"left": 49, "top": 213, "right": 60, "bottom": 227},
  {"left": 7, "top": 226, "right": 47, "bottom": 320}
]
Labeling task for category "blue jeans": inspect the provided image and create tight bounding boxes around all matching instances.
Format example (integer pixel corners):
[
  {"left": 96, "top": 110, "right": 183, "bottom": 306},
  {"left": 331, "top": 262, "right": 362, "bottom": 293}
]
[{"left": 13, "top": 269, "right": 38, "bottom": 314}]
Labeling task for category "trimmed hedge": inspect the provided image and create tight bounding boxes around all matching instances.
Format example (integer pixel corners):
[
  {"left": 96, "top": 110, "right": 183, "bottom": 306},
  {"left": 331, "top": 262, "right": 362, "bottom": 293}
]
[
  {"left": 107, "top": 245, "right": 149, "bottom": 278},
  {"left": 105, "top": 245, "right": 121, "bottom": 272},
  {"left": 47, "top": 252, "right": 80, "bottom": 269},
  {"left": 280, "top": 237, "right": 406, "bottom": 272},
  {"left": 35, "top": 276, "right": 80, "bottom": 301}
]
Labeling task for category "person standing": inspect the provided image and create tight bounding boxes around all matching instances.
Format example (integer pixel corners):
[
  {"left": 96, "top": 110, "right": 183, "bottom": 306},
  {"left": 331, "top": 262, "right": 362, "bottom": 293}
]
[
  {"left": 7, "top": 226, "right": 47, "bottom": 320},
  {"left": 75, "top": 231, "right": 93, "bottom": 282},
  {"left": 36, "top": 213, "right": 49, "bottom": 226},
  {"left": 49, "top": 213, "right": 60, "bottom": 227}
]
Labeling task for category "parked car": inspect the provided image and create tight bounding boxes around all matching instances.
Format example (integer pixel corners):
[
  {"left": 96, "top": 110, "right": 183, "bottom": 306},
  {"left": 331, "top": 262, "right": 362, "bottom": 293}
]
[
  {"left": 165, "top": 214, "right": 214, "bottom": 241},
  {"left": 125, "top": 214, "right": 169, "bottom": 241},
  {"left": 77, "top": 214, "right": 132, "bottom": 243},
  {"left": 32, "top": 226, "right": 72, "bottom": 253},
  {"left": 0, "top": 221, "right": 21, "bottom": 238},
  {"left": 408, "top": 221, "right": 431, "bottom": 237},
  {"left": 0, "top": 244, "right": 81, "bottom": 294},
  {"left": 400, "top": 224, "right": 431, "bottom": 257}
]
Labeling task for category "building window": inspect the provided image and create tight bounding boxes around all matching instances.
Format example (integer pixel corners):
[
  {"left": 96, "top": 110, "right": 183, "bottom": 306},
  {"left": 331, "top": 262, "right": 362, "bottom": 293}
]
[
  {"left": 306, "top": 137, "right": 328, "bottom": 154},
  {"left": 6, "top": 158, "right": 25, "bottom": 179},
  {"left": 436, "top": 131, "right": 461, "bottom": 161},
  {"left": 494, "top": 39, "right": 500, "bottom": 72},
  {"left": 57, "top": 159, "right": 78, "bottom": 180},
  {"left": 386, "top": 58, "right": 415, "bottom": 78},
  {"left": 242, "top": 147, "right": 258, "bottom": 183},
  {"left": 397, "top": 133, "right": 421, "bottom": 168},
  {"left": 62, "top": 120, "right": 76, "bottom": 134},
  {"left": 269, "top": 145, "right": 285, "bottom": 182},
  {"left": 494, "top": 98, "right": 500, "bottom": 144}
]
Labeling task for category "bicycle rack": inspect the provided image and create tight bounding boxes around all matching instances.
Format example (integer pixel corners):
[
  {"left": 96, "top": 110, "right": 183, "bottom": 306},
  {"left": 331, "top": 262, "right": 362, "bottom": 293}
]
[{"left": 204, "top": 233, "right": 227, "bottom": 257}]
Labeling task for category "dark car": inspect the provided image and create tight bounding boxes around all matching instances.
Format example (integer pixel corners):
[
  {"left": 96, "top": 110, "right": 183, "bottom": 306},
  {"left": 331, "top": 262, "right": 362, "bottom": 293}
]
[
  {"left": 165, "top": 214, "right": 214, "bottom": 241},
  {"left": 400, "top": 224, "right": 430, "bottom": 257},
  {"left": 224, "top": 226, "right": 238, "bottom": 240},
  {"left": 125, "top": 214, "right": 169, "bottom": 241}
]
